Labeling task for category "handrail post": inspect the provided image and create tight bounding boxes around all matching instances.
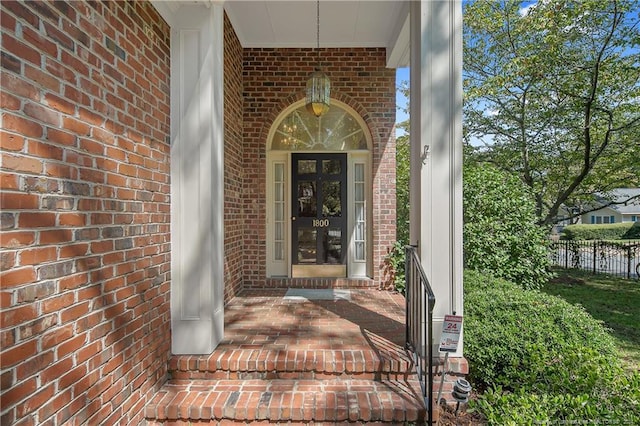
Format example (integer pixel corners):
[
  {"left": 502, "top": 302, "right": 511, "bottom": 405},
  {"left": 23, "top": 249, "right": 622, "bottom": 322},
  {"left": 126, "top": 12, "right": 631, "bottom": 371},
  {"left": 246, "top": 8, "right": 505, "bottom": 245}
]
[{"left": 404, "top": 245, "right": 435, "bottom": 425}]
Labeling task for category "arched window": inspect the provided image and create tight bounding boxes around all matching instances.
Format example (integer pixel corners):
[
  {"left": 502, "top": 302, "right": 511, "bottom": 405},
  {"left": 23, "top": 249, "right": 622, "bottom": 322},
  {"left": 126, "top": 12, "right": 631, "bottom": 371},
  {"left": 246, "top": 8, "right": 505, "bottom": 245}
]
[{"left": 271, "top": 103, "right": 368, "bottom": 151}]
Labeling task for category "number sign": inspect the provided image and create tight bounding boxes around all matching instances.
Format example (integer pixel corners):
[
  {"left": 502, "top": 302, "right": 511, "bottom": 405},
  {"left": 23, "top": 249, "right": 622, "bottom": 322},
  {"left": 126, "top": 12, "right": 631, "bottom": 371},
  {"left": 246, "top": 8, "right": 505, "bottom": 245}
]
[
  {"left": 312, "top": 219, "right": 329, "bottom": 227},
  {"left": 439, "top": 314, "right": 463, "bottom": 353}
]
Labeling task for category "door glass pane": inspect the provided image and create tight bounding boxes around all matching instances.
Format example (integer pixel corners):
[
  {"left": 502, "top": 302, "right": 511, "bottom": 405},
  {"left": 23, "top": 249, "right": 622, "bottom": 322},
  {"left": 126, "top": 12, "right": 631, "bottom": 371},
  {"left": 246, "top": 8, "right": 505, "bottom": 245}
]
[
  {"left": 275, "top": 242, "right": 284, "bottom": 261},
  {"left": 297, "top": 181, "right": 316, "bottom": 217},
  {"left": 274, "top": 163, "right": 285, "bottom": 261},
  {"left": 354, "top": 163, "right": 366, "bottom": 261},
  {"left": 297, "top": 160, "right": 316, "bottom": 174},
  {"left": 355, "top": 184, "right": 363, "bottom": 201},
  {"left": 322, "top": 159, "right": 341, "bottom": 174},
  {"left": 323, "top": 228, "right": 342, "bottom": 264},
  {"left": 355, "top": 222, "right": 364, "bottom": 240},
  {"left": 355, "top": 204, "right": 364, "bottom": 222},
  {"left": 297, "top": 228, "right": 317, "bottom": 263},
  {"left": 275, "top": 163, "right": 284, "bottom": 181},
  {"left": 322, "top": 181, "right": 341, "bottom": 217}
]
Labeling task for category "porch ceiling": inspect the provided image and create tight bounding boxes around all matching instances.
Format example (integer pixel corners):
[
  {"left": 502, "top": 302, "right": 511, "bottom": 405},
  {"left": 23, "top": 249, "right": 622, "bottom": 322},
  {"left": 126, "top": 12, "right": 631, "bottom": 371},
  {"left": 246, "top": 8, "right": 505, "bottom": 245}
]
[{"left": 154, "top": 0, "right": 410, "bottom": 67}]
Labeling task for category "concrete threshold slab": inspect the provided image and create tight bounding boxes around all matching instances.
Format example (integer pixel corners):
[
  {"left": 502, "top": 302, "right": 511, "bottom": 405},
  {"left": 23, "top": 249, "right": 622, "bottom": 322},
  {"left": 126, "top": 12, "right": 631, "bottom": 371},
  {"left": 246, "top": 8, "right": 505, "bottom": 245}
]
[{"left": 283, "top": 288, "right": 351, "bottom": 301}]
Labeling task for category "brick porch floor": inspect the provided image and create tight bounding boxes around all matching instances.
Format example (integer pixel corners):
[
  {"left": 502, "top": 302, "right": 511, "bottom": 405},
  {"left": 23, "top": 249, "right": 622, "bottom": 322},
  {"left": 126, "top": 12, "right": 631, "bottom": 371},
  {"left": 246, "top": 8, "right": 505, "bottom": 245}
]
[{"left": 145, "top": 289, "right": 429, "bottom": 424}]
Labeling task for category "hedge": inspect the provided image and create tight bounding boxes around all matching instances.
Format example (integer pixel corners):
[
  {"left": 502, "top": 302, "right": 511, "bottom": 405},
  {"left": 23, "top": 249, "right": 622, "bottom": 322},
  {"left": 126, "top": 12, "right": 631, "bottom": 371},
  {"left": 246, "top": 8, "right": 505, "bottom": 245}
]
[
  {"left": 561, "top": 222, "right": 639, "bottom": 240},
  {"left": 463, "top": 270, "right": 640, "bottom": 424},
  {"left": 463, "top": 270, "right": 618, "bottom": 392}
]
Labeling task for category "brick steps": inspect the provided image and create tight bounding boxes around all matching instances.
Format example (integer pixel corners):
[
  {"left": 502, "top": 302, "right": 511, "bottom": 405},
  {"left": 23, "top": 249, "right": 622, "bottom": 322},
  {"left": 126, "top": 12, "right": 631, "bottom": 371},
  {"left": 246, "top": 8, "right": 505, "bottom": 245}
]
[
  {"left": 145, "top": 349, "right": 426, "bottom": 424},
  {"left": 144, "top": 291, "right": 429, "bottom": 424},
  {"left": 144, "top": 378, "right": 425, "bottom": 424},
  {"left": 168, "top": 349, "right": 414, "bottom": 380}
]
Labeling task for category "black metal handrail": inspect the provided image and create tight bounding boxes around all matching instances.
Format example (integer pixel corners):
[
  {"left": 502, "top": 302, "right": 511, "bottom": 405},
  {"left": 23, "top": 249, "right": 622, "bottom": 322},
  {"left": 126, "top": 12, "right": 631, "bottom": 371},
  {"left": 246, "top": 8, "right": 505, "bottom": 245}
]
[{"left": 405, "top": 245, "right": 436, "bottom": 425}]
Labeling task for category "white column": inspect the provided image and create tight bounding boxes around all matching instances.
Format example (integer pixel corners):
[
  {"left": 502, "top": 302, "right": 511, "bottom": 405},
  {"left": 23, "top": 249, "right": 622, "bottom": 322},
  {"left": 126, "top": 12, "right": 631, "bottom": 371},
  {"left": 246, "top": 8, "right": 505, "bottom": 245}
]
[
  {"left": 165, "top": 3, "right": 225, "bottom": 355},
  {"left": 410, "top": 0, "right": 464, "bottom": 356}
]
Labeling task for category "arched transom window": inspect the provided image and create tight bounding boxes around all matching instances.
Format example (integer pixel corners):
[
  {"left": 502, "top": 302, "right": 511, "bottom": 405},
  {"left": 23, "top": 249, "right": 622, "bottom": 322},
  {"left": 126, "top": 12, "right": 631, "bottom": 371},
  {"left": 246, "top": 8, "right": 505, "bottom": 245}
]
[{"left": 271, "top": 103, "right": 368, "bottom": 151}]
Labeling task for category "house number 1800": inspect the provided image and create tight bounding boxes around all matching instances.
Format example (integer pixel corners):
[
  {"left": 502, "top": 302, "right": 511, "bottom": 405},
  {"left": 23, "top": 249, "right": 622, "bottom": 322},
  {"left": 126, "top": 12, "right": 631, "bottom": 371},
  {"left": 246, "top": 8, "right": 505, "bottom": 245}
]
[{"left": 312, "top": 219, "right": 329, "bottom": 227}]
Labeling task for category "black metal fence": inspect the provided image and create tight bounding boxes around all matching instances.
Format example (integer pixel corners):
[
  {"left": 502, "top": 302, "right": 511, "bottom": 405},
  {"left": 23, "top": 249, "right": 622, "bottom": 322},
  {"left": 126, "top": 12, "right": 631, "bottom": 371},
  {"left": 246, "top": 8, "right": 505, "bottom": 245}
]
[
  {"left": 404, "top": 245, "right": 436, "bottom": 425},
  {"left": 549, "top": 240, "right": 640, "bottom": 279}
]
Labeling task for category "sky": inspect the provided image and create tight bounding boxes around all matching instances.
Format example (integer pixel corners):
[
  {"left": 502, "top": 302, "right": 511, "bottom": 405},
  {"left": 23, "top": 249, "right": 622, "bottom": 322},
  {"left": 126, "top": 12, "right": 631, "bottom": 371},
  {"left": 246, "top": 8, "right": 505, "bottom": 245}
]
[{"left": 395, "top": 67, "right": 410, "bottom": 136}]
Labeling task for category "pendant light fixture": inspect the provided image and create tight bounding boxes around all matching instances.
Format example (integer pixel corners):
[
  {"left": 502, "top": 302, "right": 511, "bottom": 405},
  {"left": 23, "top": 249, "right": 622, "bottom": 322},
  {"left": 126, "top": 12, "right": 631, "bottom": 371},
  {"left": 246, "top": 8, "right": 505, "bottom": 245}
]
[{"left": 305, "top": 0, "right": 330, "bottom": 117}]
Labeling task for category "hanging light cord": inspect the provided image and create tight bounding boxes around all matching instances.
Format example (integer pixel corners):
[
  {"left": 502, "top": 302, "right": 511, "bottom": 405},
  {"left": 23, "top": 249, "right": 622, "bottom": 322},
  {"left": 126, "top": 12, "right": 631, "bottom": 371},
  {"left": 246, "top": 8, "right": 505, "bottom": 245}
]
[{"left": 316, "top": 0, "right": 320, "bottom": 69}]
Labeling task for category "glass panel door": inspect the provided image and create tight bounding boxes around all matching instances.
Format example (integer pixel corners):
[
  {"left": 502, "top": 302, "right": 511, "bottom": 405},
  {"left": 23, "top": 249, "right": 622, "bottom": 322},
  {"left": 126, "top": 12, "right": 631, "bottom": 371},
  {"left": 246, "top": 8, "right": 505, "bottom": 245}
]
[{"left": 291, "top": 153, "right": 347, "bottom": 277}]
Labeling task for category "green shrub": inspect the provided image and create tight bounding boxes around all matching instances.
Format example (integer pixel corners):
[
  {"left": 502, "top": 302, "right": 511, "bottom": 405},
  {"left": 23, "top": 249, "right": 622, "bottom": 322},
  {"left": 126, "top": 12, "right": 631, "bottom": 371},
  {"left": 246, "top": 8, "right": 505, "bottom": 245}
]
[
  {"left": 561, "top": 222, "right": 636, "bottom": 240},
  {"left": 623, "top": 221, "right": 640, "bottom": 239},
  {"left": 384, "top": 241, "right": 406, "bottom": 294},
  {"left": 464, "top": 164, "right": 552, "bottom": 290},
  {"left": 464, "top": 270, "right": 618, "bottom": 391},
  {"left": 472, "top": 374, "right": 640, "bottom": 425},
  {"left": 464, "top": 270, "right": 639, "bottom": 424}
]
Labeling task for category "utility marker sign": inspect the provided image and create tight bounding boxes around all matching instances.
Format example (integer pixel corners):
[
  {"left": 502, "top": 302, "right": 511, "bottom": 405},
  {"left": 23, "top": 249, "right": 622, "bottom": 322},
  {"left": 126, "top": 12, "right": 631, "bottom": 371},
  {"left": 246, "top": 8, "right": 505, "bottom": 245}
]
[{"left": 439, "top": 315, "right": 463, "bottom": 352}]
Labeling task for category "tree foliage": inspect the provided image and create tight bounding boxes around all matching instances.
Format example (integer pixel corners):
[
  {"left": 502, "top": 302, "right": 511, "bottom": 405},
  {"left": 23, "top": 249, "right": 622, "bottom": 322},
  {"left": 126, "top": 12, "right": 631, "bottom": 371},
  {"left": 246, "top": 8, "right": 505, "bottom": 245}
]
[
  {"left": 464, "top": 163, "right": 551, "bottom": 289},
  {"left": 396, "top": 125, "right": 410, "bottom": 246},
  {"left": 464, "top": 0, "right": 640, "bottom": 225}
]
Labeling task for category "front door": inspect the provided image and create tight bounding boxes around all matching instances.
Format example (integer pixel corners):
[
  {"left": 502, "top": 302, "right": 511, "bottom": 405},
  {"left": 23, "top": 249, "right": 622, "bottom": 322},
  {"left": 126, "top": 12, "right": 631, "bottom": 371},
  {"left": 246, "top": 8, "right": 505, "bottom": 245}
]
[{"left": 291, "top": 153, "right": 347, "bottom": 277}]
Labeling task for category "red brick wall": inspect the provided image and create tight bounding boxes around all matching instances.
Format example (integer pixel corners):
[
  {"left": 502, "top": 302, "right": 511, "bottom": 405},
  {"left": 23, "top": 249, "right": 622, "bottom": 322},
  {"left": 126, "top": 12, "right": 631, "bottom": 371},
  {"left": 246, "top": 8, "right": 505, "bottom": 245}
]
[
  {"left": 0, "top": 1, "right": 171, "bottom": 424},
  {"left": 223, "top": 13, "right": 244, "bottom": 302},
  {"left": 242, "top": 48, "right": 397, "bottom": 287}
]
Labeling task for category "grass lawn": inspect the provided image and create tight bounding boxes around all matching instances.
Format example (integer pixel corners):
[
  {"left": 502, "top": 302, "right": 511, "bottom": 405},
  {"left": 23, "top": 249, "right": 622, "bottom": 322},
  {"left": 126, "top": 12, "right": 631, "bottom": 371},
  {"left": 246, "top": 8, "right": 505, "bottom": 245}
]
[{"left": 542, "top": 268, "right": 640, "bottom": 371}]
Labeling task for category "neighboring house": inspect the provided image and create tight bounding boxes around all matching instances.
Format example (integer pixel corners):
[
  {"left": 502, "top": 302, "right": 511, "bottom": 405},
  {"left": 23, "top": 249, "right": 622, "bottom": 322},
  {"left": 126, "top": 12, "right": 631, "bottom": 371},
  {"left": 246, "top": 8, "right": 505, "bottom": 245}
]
[
  {"left": 551, "top": 205, "right": 578, "bottom": 235},
  {"left": 581, "top": 188, "right": 640, "bottom": 224},
  {"left": 1, "top": 1, "right": 463, "bottom": 424}
]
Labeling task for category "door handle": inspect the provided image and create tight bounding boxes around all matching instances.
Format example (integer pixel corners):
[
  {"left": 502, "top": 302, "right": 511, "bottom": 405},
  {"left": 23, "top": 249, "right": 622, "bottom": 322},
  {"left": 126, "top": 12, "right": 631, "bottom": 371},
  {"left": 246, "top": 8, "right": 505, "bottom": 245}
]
[{"left": 291, "top": 217, "right": 296, "bottom": 221}]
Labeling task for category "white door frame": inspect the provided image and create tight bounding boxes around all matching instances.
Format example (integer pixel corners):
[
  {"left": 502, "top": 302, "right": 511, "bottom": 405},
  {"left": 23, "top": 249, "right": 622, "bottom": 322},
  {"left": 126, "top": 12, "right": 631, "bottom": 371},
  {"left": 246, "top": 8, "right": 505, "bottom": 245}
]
[{"left": 265, "top": 100, "right": 372, "bottom": 279}]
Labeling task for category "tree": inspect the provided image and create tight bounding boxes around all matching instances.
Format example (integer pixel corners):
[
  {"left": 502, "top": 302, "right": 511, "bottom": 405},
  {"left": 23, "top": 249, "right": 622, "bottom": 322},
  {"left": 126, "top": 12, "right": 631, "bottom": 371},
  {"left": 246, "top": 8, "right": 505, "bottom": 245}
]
[
  {"left": 396, "top": 118, "right": 410, "bottom": 245},
  {"left": 464, "top": 0, "right": 640, "bottom": 225},
  {"left": 464, "top": 163, "right": 551, "bottom": 289}
]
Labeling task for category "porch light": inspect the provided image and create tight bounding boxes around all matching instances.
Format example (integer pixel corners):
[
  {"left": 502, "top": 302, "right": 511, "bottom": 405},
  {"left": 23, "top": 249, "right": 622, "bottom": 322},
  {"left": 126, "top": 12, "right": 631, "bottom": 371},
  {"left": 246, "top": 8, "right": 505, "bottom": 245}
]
[{"left": 305, "top": 0, "right": 330, "bottom": 117}]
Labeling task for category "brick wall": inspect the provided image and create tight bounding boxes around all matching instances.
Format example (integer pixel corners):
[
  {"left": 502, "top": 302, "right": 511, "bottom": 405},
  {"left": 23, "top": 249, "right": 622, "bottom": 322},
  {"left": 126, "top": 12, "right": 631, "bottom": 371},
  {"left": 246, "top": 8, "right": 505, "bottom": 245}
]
[
  {"left": 0, "top": 1, "right": 171, "bottom": 424},
  {"left": 242, "top": 48, "right": 397, "bottom": 287},
  {"left": 223, "top": 13, "right": 244, "bottom": 302}
]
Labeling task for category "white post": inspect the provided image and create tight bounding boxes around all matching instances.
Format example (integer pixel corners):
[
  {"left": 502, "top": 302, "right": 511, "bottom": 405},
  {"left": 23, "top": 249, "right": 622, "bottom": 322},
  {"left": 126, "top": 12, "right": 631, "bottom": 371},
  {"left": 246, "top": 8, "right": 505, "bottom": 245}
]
[
  {"left": 409, "top": 0, "right": 464, "bottom": 357},
  {"left": 165, "top": 3, "right": 225, "bottom": 355}
]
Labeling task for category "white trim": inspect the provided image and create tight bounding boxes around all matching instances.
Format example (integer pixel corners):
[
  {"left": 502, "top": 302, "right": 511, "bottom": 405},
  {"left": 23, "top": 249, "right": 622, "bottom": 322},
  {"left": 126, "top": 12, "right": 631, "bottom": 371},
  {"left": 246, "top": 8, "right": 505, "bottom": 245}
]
[
  {"left": 348, "top": 155, "right": 370, "bottom": 277},
  {"left": 266, "top": 154, "right": 289, "bottom": 277},
  {"left": 386, "top": 2, "right": 411, "bottom": 68}
]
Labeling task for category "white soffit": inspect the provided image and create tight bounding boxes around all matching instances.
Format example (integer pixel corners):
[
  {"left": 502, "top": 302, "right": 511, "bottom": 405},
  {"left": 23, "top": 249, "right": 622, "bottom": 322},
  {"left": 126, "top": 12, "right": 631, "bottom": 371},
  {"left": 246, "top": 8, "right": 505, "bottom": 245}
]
[
  {"left": 152, "top": 0, "right": 410, "bottom": 68},
  {"left": 224, "top": 0, "right": 408, "bottom": 49}
]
